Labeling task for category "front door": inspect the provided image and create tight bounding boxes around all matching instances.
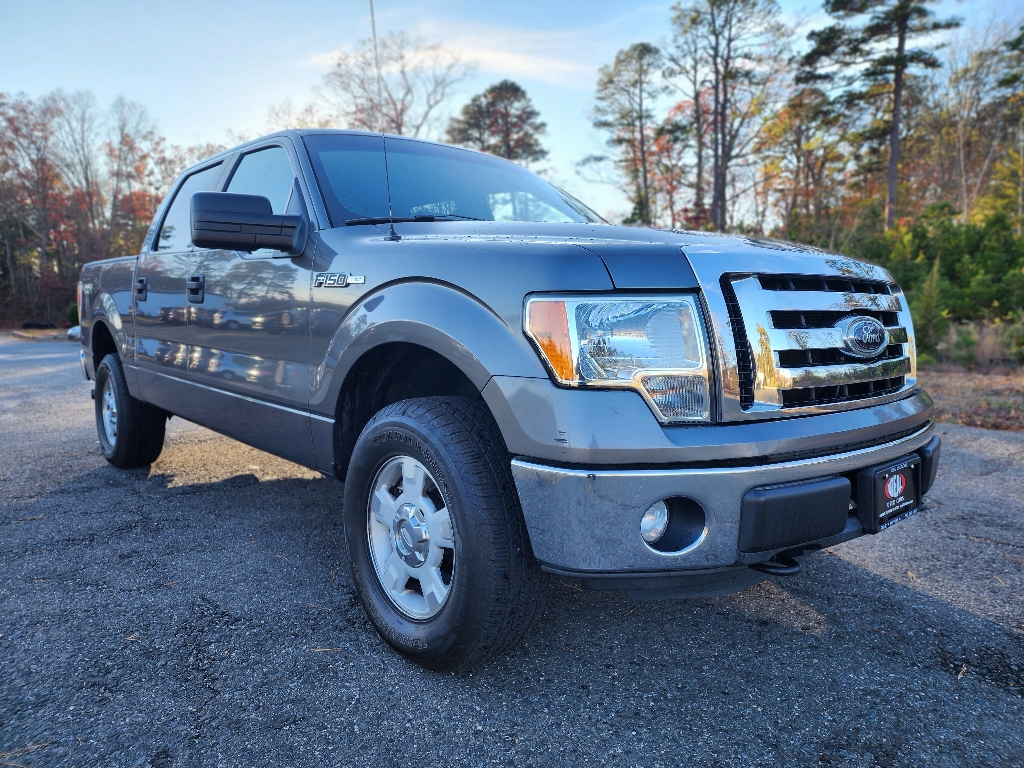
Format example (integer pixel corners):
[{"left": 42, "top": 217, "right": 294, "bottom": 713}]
[
  {"left": 184, "top": 142, "right": 316, "bottom": 466},
  {"left": 134, "top": 161, "right": 224, "bottom": 413}
]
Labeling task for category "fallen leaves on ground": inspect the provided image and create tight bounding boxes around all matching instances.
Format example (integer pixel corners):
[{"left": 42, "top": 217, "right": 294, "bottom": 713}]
[{"left": 917, "top": 368, "right": 1024, "bottom": 431}]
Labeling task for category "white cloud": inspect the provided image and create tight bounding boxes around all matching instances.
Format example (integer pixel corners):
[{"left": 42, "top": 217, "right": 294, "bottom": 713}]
[
  {"left": 416, "top": 20, "right": 601, "bottom": 87},
  {"left": 307, "top": 9, "right": 665, "bottom": 90}
]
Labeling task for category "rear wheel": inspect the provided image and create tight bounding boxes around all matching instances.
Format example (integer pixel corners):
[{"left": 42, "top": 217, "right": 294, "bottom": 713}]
[
  {"left": 343, "top": 397, "right": 546, "bottom": 669},
  {"left": 94, "top": 353, "right": 167, "bottom": 468}
]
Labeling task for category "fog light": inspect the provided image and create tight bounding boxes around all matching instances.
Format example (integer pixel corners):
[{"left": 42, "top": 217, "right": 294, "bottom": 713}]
[{"left": 640, "top": 500, "right": 670, "bottom": 544}]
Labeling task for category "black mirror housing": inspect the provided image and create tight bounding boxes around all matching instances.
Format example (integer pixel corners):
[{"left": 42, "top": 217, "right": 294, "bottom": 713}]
[{"left": 190, "top": 192, "right": 308, "bottom": 256}]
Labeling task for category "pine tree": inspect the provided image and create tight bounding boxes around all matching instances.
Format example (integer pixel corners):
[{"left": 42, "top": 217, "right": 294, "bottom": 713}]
[
  {"left": 592, "top": 43, "right": 664, "bottom": 226},
  {"left": 799, "top": 0, "right": 960, "bottom": 231},
  {"left": 446, "top": 80, "right": 547, "bottom": 164},
  {"left": 910, "top": 257, "right": 948, "bottom": 355}
]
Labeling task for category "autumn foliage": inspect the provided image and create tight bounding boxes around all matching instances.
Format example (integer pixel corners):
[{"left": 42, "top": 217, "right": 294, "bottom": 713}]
[{"left": 0, "top": 91, "right": 223, "bottom": 326}]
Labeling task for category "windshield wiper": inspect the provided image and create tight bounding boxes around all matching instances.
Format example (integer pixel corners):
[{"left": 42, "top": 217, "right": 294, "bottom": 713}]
[
  {"left": 346, "top": 216, "right": 431, "bottom": 226},
  {"left": 345, "top": 214, "right": 485, "bottom": 226}
]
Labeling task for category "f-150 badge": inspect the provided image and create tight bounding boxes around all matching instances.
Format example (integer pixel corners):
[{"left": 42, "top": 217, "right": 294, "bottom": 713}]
[{"left": 314, "top": 273, "right": 365, "bottom": 288}]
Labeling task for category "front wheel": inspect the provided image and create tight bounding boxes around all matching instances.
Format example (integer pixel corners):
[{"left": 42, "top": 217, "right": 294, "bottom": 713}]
[
  {"left": 343, "top": 397, "right": 546, "bottom": 669},
  {"left": 94, "top": 353, "right": 167, "bottom": 468}
]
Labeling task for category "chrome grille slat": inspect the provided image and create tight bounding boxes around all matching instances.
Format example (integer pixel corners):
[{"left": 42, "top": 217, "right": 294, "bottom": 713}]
[
  {"left": 769, "top": 326, "right": 908, "bottom": 351},
  {"left": 755, "top": 290, "right": 903, "bottom": 314},
  {"left": 758, "top": 274, "right": 892, "bottom": 295},
  {"left": 776, "top": 344, "right": 904, "bottom": 369},
  {"left": 721, "top": 278, "right": 755, "bottom": 409},
  {"left": 769, "top": 309, "right": 900, "bottom": 329},
  {"left": 775, "top": 356, "right": 911, "bottom": 389},
  {"left": 780, "top": 377, "right": 907, "bottom": 408}
]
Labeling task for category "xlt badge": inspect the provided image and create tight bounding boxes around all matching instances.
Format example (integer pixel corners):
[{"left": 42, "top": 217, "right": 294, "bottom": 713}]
[{"left": 314, "top": 273, "right": 365, "bottom": 288}]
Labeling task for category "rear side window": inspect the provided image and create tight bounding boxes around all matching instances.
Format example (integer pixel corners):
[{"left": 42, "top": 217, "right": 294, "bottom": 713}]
[
  {"left": 226, "top": 147, "right": 295, "bottom": 214},
  {"left": 303, "top": 134, "right": 390, "bottom": 225},
  {"left": 156, "top": 163, "right": 222, "bottom": 251}
]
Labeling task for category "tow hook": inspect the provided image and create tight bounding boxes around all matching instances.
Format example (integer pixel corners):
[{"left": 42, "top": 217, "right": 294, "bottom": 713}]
[{"left": 750, "top": 554, "right": 801, "bottom": 576}]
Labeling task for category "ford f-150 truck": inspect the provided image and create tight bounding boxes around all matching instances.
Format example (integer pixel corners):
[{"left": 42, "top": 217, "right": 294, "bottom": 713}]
[{"left": 79, "top": 129, "right": 940, "bottom": 669}]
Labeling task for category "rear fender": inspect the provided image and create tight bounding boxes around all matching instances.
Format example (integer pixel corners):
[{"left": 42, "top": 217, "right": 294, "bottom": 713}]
[{"left": 80, "top": 256, "right": 142, "bottom": 398}]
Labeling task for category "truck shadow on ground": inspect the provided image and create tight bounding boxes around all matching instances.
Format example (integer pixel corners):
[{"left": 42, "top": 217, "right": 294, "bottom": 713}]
[{"left": 3, "top": 467, "right": 1023, "bottom": 766}]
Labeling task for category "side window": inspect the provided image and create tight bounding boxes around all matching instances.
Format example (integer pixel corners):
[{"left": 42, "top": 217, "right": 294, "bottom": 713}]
[
  {"left": 156, "top": 163, "right": 222, "bottom": 252},
  {"left": 226, "top": 147, "right": 295, "bottom": 214}
]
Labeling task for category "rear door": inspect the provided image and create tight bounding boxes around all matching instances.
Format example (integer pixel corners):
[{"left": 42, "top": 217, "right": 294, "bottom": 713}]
[
  {"left": 183, "top": 141, "right": 316, "bottom": 467},
  {"left": 134, "top": 161, "right": 224, "bottom": 412}
]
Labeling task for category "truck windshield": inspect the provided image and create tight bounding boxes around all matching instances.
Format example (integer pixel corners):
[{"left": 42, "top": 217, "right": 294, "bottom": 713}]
[{"left": 303, "top": 133, "right": 603, "bottom": 227}]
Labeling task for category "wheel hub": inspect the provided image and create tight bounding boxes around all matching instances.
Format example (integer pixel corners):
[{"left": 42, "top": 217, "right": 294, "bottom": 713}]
[
  {"left": 366, "top": 454, "right": 456, "bottom": 620},
  {"left": 393, "top": 503, "right": 430, "bottom": 566}
]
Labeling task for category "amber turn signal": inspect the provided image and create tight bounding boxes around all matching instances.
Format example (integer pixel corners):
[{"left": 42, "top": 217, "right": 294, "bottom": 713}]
[{"left": 527, "top": 300, "right": 575, "bottom": 382}]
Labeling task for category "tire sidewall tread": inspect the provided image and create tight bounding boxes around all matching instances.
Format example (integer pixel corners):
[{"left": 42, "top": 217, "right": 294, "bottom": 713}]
[
  {"left": 343, "top": 396, "right": 545, "bottom": 670},
  {"left": 94, "top": 353, "right": 166, "bottom": 468}
]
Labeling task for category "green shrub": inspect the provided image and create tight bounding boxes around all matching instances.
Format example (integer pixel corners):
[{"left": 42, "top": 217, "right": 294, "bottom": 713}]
[
  {"left": 952, "top": 326, "right": 979, "bottom": 369},
  {"left": 848, "top": 210, "right": 1024, "bottom": 327},
  {"left": 1007, "top": 319, "right": 1024, "bottom": 364}
]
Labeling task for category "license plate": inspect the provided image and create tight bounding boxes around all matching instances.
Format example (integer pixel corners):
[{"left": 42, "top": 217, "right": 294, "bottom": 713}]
[{"left": 856, "top": 455, "right": 921, "bottom": 534}]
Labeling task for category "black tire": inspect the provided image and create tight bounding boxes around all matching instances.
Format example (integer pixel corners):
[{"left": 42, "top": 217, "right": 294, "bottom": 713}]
[
  {"left": 94, "top": 353, "right": 167, "bottom": 468},
  {"left": 343, "top": 397, "right": 546, "bottom": 670}
]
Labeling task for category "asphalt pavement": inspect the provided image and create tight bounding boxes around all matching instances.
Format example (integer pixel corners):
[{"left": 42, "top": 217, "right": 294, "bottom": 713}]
[{"left": 1, "top": 333, "right": 1022, "bottom": 767}]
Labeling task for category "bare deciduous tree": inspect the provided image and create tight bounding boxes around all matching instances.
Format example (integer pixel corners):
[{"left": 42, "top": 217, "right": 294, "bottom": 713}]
[
  {"left": 944, "top": 24, "right": 1016, "bottom": 223},
  {"left": 321, "top": 32, "right": 473, "bottom": 138},
  {"left": 265, "top": 98, "right": 336, "bottom": 132},
  {"left": 672, "top": 0, "right": 790, "bottom": 231}
]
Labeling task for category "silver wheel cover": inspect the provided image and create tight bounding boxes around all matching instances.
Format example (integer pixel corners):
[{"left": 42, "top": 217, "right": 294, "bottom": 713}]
[
  {"left": 101, "top": 377, "right": 118, "bottom": 446},
  {"left": 367, "top": 455, "right": 456, "bottom": 620}
]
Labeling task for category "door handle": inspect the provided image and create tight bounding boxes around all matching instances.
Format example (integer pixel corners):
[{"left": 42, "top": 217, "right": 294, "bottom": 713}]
[
  {"left": 134, "top": 277, "right": 148, "bottom": 302},
  {"left": 186, "top": 274, "right": 205, "bottom": 304}
]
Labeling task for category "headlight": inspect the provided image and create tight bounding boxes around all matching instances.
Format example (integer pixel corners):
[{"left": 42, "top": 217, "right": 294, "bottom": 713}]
[{"left": 525, "top": 295, "right": 712, "bottom": 423}]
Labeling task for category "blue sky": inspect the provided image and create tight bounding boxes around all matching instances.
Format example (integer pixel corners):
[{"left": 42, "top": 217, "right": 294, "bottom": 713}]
[{"left": 0, "top": 0, "right": 1012, "bottom": 218}]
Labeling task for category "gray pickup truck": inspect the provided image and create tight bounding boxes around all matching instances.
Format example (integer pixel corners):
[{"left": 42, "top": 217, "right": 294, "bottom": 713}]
[{"left": 79, "top": 129, "right": 940, "bottom": 668}]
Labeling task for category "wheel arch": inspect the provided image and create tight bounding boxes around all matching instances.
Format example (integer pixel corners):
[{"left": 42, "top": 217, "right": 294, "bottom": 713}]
[
  {"left": 312, "top": 281, "right": 548, "bottom": 480},
  {"left": 331, "top": 341, "right": 490, "bottom": 481},
  {"left": 90, "top": 318, "right": 118, "bottom": 373}
]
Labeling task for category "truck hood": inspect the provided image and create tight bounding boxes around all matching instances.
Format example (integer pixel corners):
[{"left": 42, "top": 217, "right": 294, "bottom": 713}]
[{"left": 386, "top": 219, "right": 830, "bottom": 290}]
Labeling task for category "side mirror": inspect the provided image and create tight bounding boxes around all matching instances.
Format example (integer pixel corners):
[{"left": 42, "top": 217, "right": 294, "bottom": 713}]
[{"left": 190, "top": 192, "right": 308, "bottom": 256}]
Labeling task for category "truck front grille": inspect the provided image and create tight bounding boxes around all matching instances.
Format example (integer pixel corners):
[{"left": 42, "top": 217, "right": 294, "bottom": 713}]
[{"left": 727, "top": 273, "right": 914, "bottom": 412}]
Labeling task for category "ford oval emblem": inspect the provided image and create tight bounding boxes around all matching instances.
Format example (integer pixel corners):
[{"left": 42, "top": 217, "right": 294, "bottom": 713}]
[{"left": 838, "top": 316, "right": 888, "bottom": 358}]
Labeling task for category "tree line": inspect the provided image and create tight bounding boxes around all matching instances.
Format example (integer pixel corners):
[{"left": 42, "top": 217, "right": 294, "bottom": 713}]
[
  {"left": 3, "top": 3, "right": 1024, "bottom": 364},
  {"left": 0, "top": 92, "right": 226, "bottom": 326},
  {"left": 583, "top": 0, "right": 1024, "bottom": 358}
]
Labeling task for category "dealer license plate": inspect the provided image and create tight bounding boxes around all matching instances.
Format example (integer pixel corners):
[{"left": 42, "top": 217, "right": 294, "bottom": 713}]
[{"left": 857, "top": 455, "right": 921, "bottom": 534}]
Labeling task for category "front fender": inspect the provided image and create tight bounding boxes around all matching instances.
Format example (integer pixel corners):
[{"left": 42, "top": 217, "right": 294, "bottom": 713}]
[{"left": 309, "top": 280, "right": 549, "bottom": 415}]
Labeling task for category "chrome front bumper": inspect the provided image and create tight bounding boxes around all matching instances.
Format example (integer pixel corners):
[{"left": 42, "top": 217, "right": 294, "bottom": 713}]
[{"left": 511, "top": 423, "right": 936, "bottom": 574}]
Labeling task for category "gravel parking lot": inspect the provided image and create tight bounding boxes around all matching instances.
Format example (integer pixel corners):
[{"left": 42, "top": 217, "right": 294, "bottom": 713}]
[{"left": 2, "top": 333, "right": 1022, "bottom": 767}]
